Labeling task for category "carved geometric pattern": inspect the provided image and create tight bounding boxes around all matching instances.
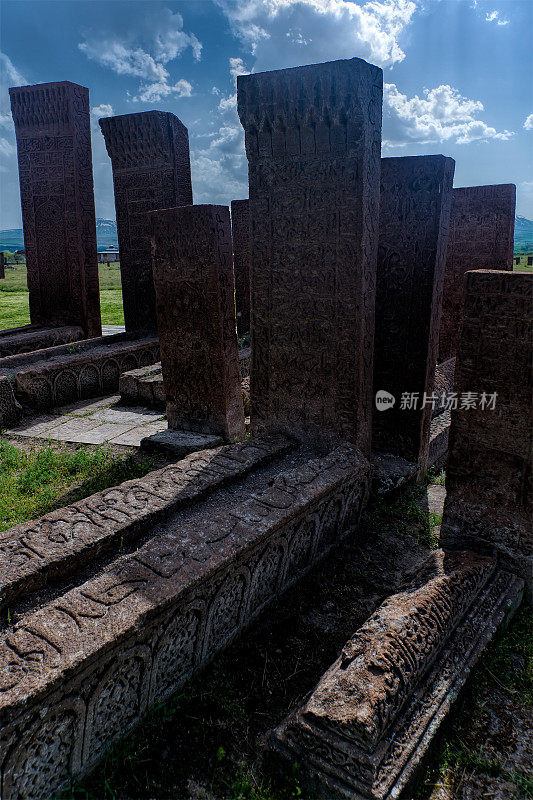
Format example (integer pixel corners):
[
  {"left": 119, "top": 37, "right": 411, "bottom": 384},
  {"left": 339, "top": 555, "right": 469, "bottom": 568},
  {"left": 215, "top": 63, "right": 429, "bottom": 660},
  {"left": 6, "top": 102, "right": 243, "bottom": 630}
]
[
  {"left": 100, "top": 111, "right": 193, "bottom": 333},
  {"left": 237, "top": 58, "right": 383, "bottom": 453},
  {"left": 372, "top": 155, "right": 455, "bottom": 470},
  {"left": 9, "top": 82, "right": 101, "bottom": 337},
  {"left": 438, "top": 185, "right": 515, "bottom": 361}
]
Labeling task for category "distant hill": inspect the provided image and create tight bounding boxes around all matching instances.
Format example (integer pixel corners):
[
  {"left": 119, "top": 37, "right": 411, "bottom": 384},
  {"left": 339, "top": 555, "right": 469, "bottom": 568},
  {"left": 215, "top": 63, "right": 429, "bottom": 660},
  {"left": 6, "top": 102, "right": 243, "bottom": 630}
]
[
  {"left": 1, "top": 216, "right": 532, "bottom": 254},
  {"left": 0, "top": 219, "right": 119, "bottom": 252}
]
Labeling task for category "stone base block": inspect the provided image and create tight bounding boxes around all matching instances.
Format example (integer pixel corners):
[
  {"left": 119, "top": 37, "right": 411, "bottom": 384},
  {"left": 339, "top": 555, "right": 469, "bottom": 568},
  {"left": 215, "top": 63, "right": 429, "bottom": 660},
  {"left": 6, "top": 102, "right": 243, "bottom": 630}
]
[
  {"left": 0, "top": 440, "right": 370, "bottom": 799},
  {"left": 140, "top": 429, "right": 224, "bottom": 458},
  {"left": 268, "top": 551, "right": 523, "bottom": 800},
  {"left": 0, "top": 326, "right": 85, "bottom": 359},
  {"left": 0, "top": 376, "right": 22, "bottom": 428},
  {"left": 11, "top": 337, "right": 159, "bottom": 410},
  {"left": 119, "top": 348, "right": 251, "bottom": 409},
  {"left": 370, "top": 451, "right": 418, "bottom": 495}
]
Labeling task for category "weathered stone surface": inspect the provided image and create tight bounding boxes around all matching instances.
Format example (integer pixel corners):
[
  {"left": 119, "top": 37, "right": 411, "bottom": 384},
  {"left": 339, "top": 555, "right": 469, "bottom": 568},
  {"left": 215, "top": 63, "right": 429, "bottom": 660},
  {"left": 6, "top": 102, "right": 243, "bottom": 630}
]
[
  {"left": 429, "top": 409, "right": 450, "bottom": 469},
  {"left": 100, "top": 112, "right": 193, "bottom": 333},
  {"left": 150, "top": 205, "right": 244, "bottom": 440},
  {"left": 119, "top": 348, "right": 251, "bottom": 409},
  {"left": 370, "top": 451, "right": 418, "bottom": 495},
  {"left": 12, "top": 336, "right": 159, "bottom": 410},
  {"left": 268, "top": 552, "right": 523, "bottom": 800},
  {"left": 231, "top": 199, "right": 251, "bottom": 336},
  {"left": 432, "top": 356, "right": 455, "bottom": 419},
  {"left": 237, "top": 57, "right": 383, "bottom": 452},
  {"left": 372, "top": 155, "right": 455, "bottom": 472},
  {"left": 0, "top": 442, "right": 370, "bottom": 800},
  {"left": 440, "top": 270, "right": 532, "bottom": 597},
  {"left": 0, "top": 325, "right": 84, "bottom": 359},
  {"left": 0, "top": 376, "right": 22, "bottom": 428},
  {"left": 0, "top": 435, "right": 292, "bottom": 611},
  {"left": 140, "top": 429, "right": 224, "bottom": 458},
  {"left": 0, "top": 253, "right": 5, "bottom": 280},
  {"left": 438, "top": 185, "right": 515, "bottom": 362},
  {"left": 9, "top": 82, "right": 101, "bottom": 338}
]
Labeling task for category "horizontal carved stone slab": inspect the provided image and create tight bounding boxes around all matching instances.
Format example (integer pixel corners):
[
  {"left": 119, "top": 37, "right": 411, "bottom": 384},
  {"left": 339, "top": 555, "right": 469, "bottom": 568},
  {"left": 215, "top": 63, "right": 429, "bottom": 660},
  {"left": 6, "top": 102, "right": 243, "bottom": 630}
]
[
  {"left": 0, "top": 442, "right": 370, "bottom": 800},
  {"left": 0, "top": 326, "right": 85, "bottom": 359},
  {"left": 13, "top": 336, "right": 159, "bottom": 409},
  {"left": 0, "top": 434, "right": 293, "bottom": 611},
  {"left": 269, "top": 552, "right": 523, "bottom": 799}
]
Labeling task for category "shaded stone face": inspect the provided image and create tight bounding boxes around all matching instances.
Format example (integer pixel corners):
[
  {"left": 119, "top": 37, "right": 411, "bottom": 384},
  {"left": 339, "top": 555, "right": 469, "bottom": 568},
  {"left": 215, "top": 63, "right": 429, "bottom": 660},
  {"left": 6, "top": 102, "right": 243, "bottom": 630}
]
[
  {"left": 440, "top": 270, "right": 532, "bottom": 597},
  {"left": 438, "top": 184, "right": 516, "bottom": 361},
  {"left": 230, "top": 199, "right": 251, "bottom": 337},
  {"left": 372, "top": 155, "right": 455, "bottom": 470},
  {"left": 150, "top": 204, "right": 244, "bottom": 440},
  {"left": 237, "top": 57, "right": 383, "bottom": 453},
  {"left": 99, "top": 111, "right": 193, "bottom": 334},
  {"left": 9, "top": 82, "right": 101, "bottom": 338}
]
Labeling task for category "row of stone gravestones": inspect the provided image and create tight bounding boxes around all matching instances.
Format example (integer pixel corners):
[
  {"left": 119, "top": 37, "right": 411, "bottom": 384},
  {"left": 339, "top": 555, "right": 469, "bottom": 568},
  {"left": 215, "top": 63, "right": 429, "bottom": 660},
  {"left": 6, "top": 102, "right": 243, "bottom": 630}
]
[{"left": 0, "top": 57, "right": 528, "bottom": 800}]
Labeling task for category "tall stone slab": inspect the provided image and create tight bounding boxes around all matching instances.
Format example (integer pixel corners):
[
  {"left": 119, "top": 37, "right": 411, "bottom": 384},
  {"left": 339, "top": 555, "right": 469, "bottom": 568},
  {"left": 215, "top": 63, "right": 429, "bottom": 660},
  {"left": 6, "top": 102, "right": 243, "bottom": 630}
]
[
  {"left": 150, "top": 205, "right": 245, "bottom": 440},
  {"left": 9, "top": 82, "right": 101, "bottom": 337},
  {"left": 237, "top": 57, "right": 383, "bottom": 453},
  {"left": 372, "top": 155, "right": 455, "bottom": 471},
  {"left": 230, "top": 199, "right": 251, "bottom": 337},
  {"left": 440, "top": 270, "right": 532, "bottom": 598},
  {"left": 438, "top": 184, "right": 515, "bottom": 361},
  {"left": 99, "top": 112, "right": 193, "bottom": 334}
]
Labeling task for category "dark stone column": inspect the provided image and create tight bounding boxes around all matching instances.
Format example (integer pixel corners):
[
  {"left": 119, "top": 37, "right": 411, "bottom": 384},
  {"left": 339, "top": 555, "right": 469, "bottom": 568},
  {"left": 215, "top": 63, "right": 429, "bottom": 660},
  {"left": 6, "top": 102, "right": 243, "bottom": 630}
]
[
  {"left": 372, "top": 155, "right": 455, "bottom": 471},
  {"left": 100, "top": 111, "right": 193, "bottom": 334},
  {"left": 440, "top": 270, "right": 532, "bottom": 597},
  {"left": 438, "top": 184, "right": 515, "bottom": 361},
  {"left": 150, "top": 204, "right": 244, "bottom": 441},
  {"left": 230, "top": 199, "right": 251, "bottom": 337},
  {"left": 237, "top": 57, "right": 383, "bottom": 453},
  {"left": 9, "top": 81, "right": 101, "bottom": 337}
]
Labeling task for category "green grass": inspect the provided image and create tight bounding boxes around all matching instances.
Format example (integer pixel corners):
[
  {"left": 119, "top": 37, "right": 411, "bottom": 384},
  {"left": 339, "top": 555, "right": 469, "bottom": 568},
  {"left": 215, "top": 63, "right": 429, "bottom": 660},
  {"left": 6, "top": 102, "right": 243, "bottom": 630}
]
[
  {"left": 0, "top": 439, "right": 153, "bottom": 531},
  {"left": 0, "top": 262, "right": 124, "bottom": 328}
]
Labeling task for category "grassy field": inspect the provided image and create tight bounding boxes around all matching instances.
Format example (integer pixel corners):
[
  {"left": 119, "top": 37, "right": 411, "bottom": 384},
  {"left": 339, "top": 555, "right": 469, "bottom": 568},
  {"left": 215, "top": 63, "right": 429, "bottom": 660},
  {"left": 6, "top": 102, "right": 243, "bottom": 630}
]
[
  {"left": 0, "top": 261, "right": 124, "bottom": 329},
  {"left": 0, "top": 438, "right": 153, "bottom": 531}
]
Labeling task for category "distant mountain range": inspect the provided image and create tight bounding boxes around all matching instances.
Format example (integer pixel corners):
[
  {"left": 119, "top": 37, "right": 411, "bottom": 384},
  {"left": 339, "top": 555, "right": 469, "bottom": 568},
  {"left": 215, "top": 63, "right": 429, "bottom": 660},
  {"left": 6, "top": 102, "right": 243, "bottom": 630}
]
[{"left": 1, "top": 215, "right": 532, "bottom": 253}]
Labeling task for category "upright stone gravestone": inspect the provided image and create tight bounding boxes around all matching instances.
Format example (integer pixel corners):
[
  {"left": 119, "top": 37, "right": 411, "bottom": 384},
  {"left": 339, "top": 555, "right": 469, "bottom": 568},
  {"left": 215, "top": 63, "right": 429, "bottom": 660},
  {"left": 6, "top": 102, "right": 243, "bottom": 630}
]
[
  {"left": 0, "top": 252, "right": 5, "bottom": 280},
  {"left": 372, "top": 155, "right": 455, "bottom": 472},
  {"left": 9, "top": 81, "right": 101, "bottom": 337},
  {"left": 150, "top": 204, "right": 245, "bottom": 441},
  {"left": 230, "top": 199, "right": 251, "bottom": 336},
  {"left": 440, "top": 270, "right": 532, "bottom": 599},
  {"left": 100, "top": 111, "right": 193, "bottom": 334},
  {"left": 237, "top": 57, "right": 383, "bottom": 454},
  {"left": 438, "top": 184, "right": 515, "bottom": 361}
]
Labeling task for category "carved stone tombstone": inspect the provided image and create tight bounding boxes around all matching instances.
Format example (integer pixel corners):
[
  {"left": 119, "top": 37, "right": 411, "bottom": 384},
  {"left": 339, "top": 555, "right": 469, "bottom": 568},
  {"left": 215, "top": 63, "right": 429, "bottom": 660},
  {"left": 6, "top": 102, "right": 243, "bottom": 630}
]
[
  {"left": 438, "top": 184, "right": 516, "bottom": 361},
  {"left": 237, "top": 57, "right": 383, "bottom": 453},
  {"left": 9, "top": 81, "right": 101, "bottom": 337},
  {"left": 440, "top": 270, "right": 532, "bottom": 598},
  {"left": 372, "top": 155, "right": 455, "bottom": 471},
  {"left": 150, "top": 204, "right": 245, "bottom": 441},
  {"left": 230, "top": 199, "right": 251, "bottom": 336},
  {"left": 100, "top": 111, "right": 193, "bottom": 334},
  {"left": 0, "top": 252, "right": 5, "bottom": 280}
]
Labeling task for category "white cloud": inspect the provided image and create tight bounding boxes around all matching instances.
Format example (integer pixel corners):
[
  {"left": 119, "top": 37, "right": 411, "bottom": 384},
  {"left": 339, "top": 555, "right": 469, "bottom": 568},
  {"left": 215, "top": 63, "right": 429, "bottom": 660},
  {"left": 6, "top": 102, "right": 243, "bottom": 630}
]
[
  {"left": 0, "top": 52, "right": 27, "bottom": 88},
  {"left": 216, "top": 0, "right": 417, "bottom": 67},
  {"left": 485, "top": 9, "right": 509, "bottom": 25},
  {"left": 79, "top": 10, "right": 200, "bottom": 106},
  {"left": 91, "top": 103, "right": 114, "bottom": 119},
  {"left": 132, "top": 78, "right": 192, "bottom": 103},
  {"left": 524, "top": 114, "right": 533, "bottom": 130},
  {"left": 229, "top": 56, "right": 248, "bottom": 82},
  {"left": 0, "top": 137, "right": 16, "bottom": 157},
  {"left": 383, "top": 83, "right": 514, "bottom": 145}
]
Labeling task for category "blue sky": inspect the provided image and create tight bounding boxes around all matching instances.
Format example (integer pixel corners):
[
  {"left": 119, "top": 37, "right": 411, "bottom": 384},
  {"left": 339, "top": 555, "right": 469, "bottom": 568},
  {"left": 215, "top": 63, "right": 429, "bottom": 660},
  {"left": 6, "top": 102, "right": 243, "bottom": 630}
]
[{"left": 1, "top": 0, "right": 531, "bottom": 228}]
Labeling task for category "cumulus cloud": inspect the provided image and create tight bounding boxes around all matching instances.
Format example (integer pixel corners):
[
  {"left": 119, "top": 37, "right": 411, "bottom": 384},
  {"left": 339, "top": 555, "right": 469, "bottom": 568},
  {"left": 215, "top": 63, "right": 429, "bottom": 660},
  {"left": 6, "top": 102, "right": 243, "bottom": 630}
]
[
  {"left": 132, "top": 78, "right": 192, "bottom": 103},
  {"left": 216, "top": 0, "right": 417, "bottom": 68},
  {"left": 485, "top": 10, "right": 509, "bottom": 25},
  {"left": 91, "top": 103, "right": 114, "bottom": 119},
  {"left": 524, "top": 114, "right": 533, "bottom": 130},
  {"left": 383, "top": 83, "right": 514, "bottom": 145},
  {"left": 0, "top": 52, "right": 27, "bottom": 88},
  {"left": 79, "top": 9, "right": 199, "bottom": 105}
]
